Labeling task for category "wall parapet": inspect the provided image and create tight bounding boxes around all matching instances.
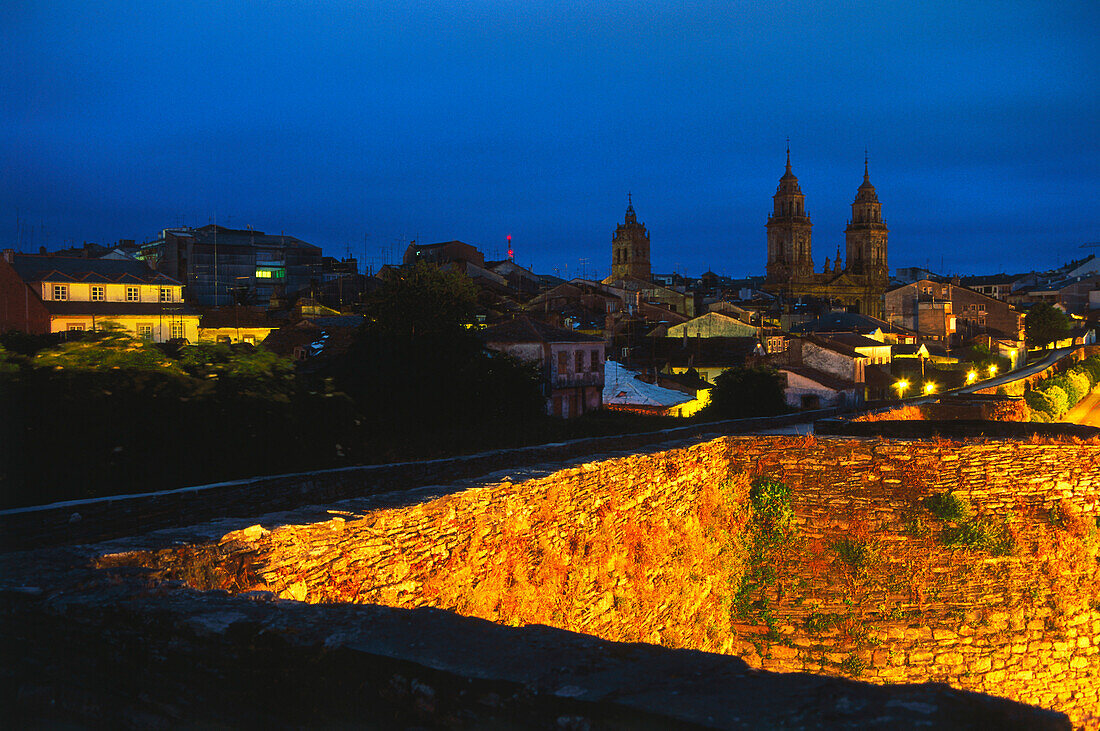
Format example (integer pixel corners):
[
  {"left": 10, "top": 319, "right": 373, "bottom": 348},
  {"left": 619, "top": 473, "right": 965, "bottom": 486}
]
[{"left": 0, "top": 408, "right": 834, "bottom": 551}]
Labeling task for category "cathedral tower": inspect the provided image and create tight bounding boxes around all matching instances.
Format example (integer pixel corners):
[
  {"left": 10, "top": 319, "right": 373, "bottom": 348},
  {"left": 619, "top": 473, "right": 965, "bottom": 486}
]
[
  {"left": 844, "top": 154, "right": 889, "bottom": 318},
  {"left": 844, "top": 154, "right": 888, "bottom": 283},
  {"left": 611, "top": 194, "right": 651, "bottom": 281},
  {"left": 765, "top": 147, "right": 814, "bottom": 287}
]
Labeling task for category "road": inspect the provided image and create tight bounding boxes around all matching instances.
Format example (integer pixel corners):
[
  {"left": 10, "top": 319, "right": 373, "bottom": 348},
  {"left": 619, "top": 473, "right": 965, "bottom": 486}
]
[{"left": 1064, "top": 387, "right": 1100, "bottom": 427}]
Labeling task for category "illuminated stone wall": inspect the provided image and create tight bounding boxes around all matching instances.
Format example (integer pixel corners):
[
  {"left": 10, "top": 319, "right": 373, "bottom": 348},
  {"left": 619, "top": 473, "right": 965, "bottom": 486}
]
[{"left": 136, "top": 436, "right": 1100, "bottom": 727}]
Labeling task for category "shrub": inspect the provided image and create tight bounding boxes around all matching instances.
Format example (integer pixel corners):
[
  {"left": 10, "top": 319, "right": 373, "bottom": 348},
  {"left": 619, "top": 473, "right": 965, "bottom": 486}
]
[
  {"left": 1063, "top": 370, "right": 1090, "bottom": 404},
  {"left": 923, "top": 492, "right": 971, "bottom": 521},
  {"left": 941, "top": 518, "right": 1014, "bottom": 556},
  {"left": 748, "top": 477, "right": 795, "bottom": 543},
  {"left": 839, "top": 654, "right": 866, "bottom": 677},
  {"left": 1079, "top": 357, "right": 1100, "bottom": 384},
  {"left": 1038, "top": 384, "right": 1069, "bottom": 417},
  {"left": 829, "top": 536, "right": 877, "bottom": 575},
  {"left": 1025, "top": 388, "right": 1058, "bottom": 418}
]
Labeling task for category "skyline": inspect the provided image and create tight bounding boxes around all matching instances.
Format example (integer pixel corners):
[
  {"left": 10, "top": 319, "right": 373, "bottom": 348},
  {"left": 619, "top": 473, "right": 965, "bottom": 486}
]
[{"left": 3, "top": 1, "right": 1098, "bottom": 278}]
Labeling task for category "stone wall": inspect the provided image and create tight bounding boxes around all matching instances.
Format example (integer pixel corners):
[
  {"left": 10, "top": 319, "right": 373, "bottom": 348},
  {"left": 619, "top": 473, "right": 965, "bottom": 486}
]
[{"left": 131, "top": 436, "right": 1100, "bottom": 727}]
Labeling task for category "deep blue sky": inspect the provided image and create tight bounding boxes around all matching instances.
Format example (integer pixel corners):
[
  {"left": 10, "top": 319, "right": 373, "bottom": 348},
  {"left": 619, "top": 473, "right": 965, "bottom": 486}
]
[{"left": 3, "top": 1, "right": 1098, "bottom": 279}]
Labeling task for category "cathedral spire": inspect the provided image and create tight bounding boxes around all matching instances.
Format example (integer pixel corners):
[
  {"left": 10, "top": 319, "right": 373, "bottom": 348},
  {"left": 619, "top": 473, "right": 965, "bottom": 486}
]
[
  {"left": 625, "top": 192, "right": 636, "bottom": 223},
  {"left": 864, "top": 149, "right": 870, "bottom": 183}
]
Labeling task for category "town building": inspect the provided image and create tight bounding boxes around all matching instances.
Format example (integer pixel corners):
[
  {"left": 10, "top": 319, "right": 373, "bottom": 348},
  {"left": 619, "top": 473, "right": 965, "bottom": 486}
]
[
  {"left": 665, "top": 312, "right": 758, "bottom": 339},
  {"left": 1, "top": 250, "right": 198, "bottom": 341},
  {"left": 763, "top": 150, "right": 889, "bottom": 319},
  {"left": 139, "top": 225, "right": 324, "bottom": 306},
  {"left": 886, "top": 279, "right": 1024, "bottom": 346},
  {"left": 482, "top": 316, "right": 605, "bottom": 418}
]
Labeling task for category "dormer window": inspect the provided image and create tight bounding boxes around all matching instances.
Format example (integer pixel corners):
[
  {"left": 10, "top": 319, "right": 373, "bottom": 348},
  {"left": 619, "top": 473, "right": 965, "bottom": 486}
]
[
  {"left": 53, "top": 284, "right": 68, "bottom": 301},
  {"left": 160, "top": 287, "right": 172, "bottom": 302},
  {"left": 91, "top": 285, "right": 104, "bottom": 301}
]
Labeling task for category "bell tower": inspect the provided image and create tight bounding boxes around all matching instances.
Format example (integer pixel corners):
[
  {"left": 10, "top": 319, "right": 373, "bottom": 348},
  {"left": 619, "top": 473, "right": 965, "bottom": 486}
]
[
  {"left": 611, "top": 193, "right": 651, "bottom": 281},
  {"left": 844, "top": 153, "right": 888, "bottom": 283},
  {"left": 765, "top": 145, "right": 814, "bottom": 287}
]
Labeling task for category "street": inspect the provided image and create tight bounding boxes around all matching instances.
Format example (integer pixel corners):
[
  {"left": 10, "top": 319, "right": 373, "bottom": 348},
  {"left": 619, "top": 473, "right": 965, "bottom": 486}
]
[{"left": 1064, "top": 387, "right": 1100, "bottom": 428}]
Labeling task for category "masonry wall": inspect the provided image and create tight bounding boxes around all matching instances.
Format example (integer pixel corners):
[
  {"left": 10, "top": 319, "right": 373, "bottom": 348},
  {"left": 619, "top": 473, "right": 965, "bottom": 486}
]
[{"left": 137, "top": 435, "right": 1100, "bottom": 727}]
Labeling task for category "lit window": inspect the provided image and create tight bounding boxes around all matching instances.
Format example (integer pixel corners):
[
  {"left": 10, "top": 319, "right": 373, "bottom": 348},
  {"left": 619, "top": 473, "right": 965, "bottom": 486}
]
[
  {"left": 53, "top": 284, "right": 68, "bottom": 301},
  {"left": 170, "top": 322, "right": 184, "bottom": 340},
  {"left": 91, "top": 285, "right": 105, "bottom": 301},
  {"left": 137, "top": 324, "right": 153, "bottom": 339},
  {"left": 243, "top": 334, "right": 256, "bottom": 345},
  {"left": 126, "top": 286, "right": 139, "bottom": 302},
  {"left": 67, "top": 323, "right": 83, "bottom": 331},
  {"left": 160, "top": 287, "right": 172, "bottom": 302},
  {"left": 256, "top": 269, "right": 273, "bottom": 279}
]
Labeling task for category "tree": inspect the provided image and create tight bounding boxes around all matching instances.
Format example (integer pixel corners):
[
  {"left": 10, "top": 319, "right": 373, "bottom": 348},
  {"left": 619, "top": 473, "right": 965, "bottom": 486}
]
[
  {"left": 329, "top": 262, "right": 543, "bottom": 435},
  {"left": 1025, "top": 303, "right": 1071, "bottom": 348},
  {"left": 364, "top": 260, "right": 478, "bottom": 338},
  {"left": 704, "top": 366, "right": 787, "bottom": 419}
]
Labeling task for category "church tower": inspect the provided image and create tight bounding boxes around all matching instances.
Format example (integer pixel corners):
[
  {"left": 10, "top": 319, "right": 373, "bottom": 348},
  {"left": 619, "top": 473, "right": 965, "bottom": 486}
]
[
  {"left": 844, "top": 154, "right": 888, "bottom": 283},
  {"left": 765, "top": 147, "right": 814, "bottom": 288},
  {"left": 844, "top": 154, "right": 889, "bottom": 318},
  {"left": 611, "top": 194, "right": 651, "bottom": 281}
]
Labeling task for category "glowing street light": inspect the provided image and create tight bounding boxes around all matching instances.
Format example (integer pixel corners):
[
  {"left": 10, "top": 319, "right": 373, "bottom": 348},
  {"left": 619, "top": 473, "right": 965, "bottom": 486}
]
[
  {"left": 895, "top": 379, "right": 910, "bottom": 398},
  {"left": 966, "top": 370, "right": 978, "bottom": 384},
  {"left": 923, "top": 381, "right": 937, "bottom": 395},
  {"left": 988, "top": 364, "right": 998, "bottom": 377}
]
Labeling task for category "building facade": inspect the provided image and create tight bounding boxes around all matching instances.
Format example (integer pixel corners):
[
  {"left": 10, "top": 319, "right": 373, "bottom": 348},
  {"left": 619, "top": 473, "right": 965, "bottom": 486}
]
[
  {"left": 2, "top": 251, "right": 198, "bottom": 341},
  {"left": 139, "top": 225, "right": 323, "bottom": 306},
  {"left": 482, "top": 316, "right": 605, "bottom": 418},
  {"left": 763, "top": 151, "right": 889, "bottom": 319}
]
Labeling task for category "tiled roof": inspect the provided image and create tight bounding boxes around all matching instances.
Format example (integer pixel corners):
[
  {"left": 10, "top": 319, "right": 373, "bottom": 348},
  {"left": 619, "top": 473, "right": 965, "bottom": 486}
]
[
  {"left": 780, "top": 365, "right": 857, "bottom": 392},
  {"left": 12, "top": 254, "right": 181, "bottom": 286},
  {"left": 482, "top": 316, "right": 604, "bottom": 344},
  {"left": 792, "top": 311, "right": 911, "bottom": 335},
  {"left": 817, "top": 332, "right": 888, "bottom": 349}
]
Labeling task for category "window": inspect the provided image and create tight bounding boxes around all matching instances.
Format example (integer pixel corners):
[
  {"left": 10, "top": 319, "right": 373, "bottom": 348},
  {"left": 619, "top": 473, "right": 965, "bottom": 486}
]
[
  {"left": 53, "top": 284, "right": 68, "bottom": 300},
  {"left": 137, "top": 324, "right": 153, "bottom": 339},
  {"left": 91, "top": 285, "right": 105, "bottom": 301},
  {"left": 243, "top": 334, "right": 256, "bottom": 345},
  {"left": 67, "top": 323, "right": 84, "bottom": 331},
  {"left": 170, "top": 322, "right": 184, "bottom": 340},
  {"left": 557, "top": 351, "right": 569, "bottom": 375},
  {"left": 575, "top": 350, "right": 585, "bottom": 373},
  {"left": 160, "top": 287, "right": 172, "bottom": 302},
  {"left": 590, "top": 350, "right": 599, "bottom": 370},
  {"left": 126, "top": 286, "right": 139, "bottom": 302}
]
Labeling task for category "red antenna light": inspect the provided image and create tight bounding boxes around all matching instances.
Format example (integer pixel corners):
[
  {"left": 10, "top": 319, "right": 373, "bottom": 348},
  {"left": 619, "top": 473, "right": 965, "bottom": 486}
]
[{"left": 507, "top": 234, "right": 513, "bottom": 260}]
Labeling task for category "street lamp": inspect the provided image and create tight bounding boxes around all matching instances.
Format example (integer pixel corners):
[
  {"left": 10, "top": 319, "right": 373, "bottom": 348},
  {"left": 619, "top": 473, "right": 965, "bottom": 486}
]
[
  {"left": 988, "top": 364, "right": 998, "bottom": 377},
  {"left": 923, "top": 381, "right": 937, "bottom": 395},
  {"left": 966, "top": 370, "right": 978, "bottom": 384},
  {"left": 895, "top": 379, "right": 910, "bottom": 399}
]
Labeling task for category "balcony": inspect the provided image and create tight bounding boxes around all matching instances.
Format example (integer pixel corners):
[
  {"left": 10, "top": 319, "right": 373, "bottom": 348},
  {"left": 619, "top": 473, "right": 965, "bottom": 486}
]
[{"left": 552, "top": 371, "right": 604, "bottom": 388}]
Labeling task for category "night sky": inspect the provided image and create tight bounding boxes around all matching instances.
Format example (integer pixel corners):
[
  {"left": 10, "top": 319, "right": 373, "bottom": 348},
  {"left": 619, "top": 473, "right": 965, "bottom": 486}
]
[{"left": 3, "top": 1, "right": 1097, "bottom": 280}]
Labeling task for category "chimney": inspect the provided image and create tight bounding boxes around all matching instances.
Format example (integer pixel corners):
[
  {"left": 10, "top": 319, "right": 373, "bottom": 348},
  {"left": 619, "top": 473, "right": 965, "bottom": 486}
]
[{"left": 2, "top": 249, "right": 13, "bottom": 263}]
